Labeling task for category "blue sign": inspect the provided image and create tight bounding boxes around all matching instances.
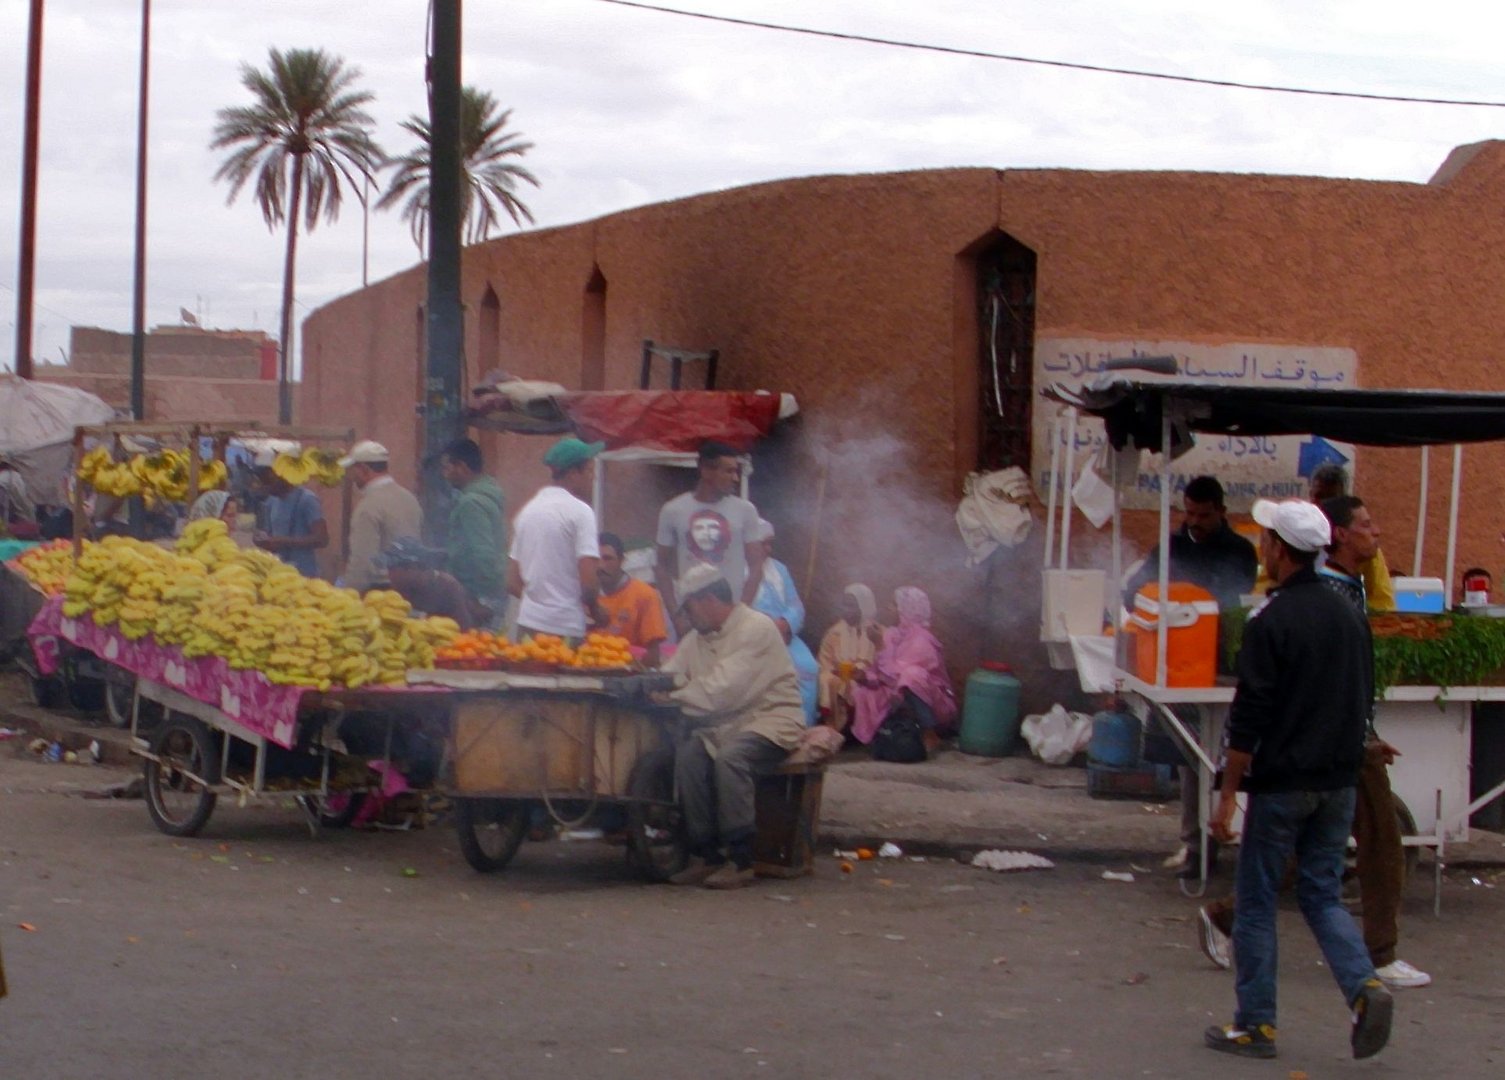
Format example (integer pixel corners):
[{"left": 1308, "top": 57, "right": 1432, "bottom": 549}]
[{"left": 1297, "top": 435, "right": 1349, "bottom": 479}]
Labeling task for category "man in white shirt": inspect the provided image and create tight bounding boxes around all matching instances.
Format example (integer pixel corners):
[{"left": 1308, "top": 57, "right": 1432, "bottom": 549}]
[
  {"left": 508, "top": 437, "right": 604, "bottom": 641},
  {"left": 340, "top": 440, "right": 423, "bottom": 592}
]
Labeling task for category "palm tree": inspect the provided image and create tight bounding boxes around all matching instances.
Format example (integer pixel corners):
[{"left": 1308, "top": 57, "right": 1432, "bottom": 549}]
[
  {"left": 378, "top": 87, "right": 539, "bottom": 249},
  {"left": 211, "top": 47, "right": 380, "bottom": 422}
]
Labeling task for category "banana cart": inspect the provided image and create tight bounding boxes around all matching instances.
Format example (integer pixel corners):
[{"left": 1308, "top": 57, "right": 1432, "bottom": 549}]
[{"left": 1042, "top": 376, "right": 1505, "bottom": 910}]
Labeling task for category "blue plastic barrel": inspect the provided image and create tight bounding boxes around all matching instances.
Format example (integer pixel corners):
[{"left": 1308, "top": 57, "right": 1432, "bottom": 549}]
[
  {"left": 958, "top": 662, "right": 1022, "bottom": 757},
  {"left": 1088, "top": 710, "right": 1141, "bottom": 769}
]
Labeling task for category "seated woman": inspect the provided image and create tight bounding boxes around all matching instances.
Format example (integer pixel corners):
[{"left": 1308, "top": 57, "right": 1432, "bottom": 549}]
[
  {"left": 850, "top": 586, "right": 958, "bottom": 749},
  {"left": 749, "top": 519, "right": 820, "bottom": 724},
  {"left": 816, "top": 583, "right": 877, "bottom": 732}
]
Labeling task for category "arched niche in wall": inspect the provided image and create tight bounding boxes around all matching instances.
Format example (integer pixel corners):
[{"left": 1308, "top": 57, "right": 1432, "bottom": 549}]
[
  {"left": 478, "top": 285, "right": 501, "bottom": 380},
  {"left": 952, "top": 230, "right": 1038, "bottom": 486},
  {"left": 581, "top": 266, "right": 607, "bottom": 391}
]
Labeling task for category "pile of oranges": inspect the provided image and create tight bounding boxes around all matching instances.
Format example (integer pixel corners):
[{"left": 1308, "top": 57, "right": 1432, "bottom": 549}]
[
  {"left": 433, "top": 630, "right": 635, "bottom": 671},
  {"left": 571, "top": 632, "right": 634, "bottom": 670},
  {"left": 10, "top": 539, "right": 75, "bottom": 597}
]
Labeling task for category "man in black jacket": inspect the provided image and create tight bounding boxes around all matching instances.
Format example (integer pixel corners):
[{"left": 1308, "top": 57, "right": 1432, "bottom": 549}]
[{"left": 1204, "top": 498, "right": 1392, "bottom": 1061}]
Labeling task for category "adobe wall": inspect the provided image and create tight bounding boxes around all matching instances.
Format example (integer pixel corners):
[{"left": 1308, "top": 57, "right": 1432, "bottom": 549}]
[{"left": 301, "top": 145, "right": 1505, "bottom": 703}]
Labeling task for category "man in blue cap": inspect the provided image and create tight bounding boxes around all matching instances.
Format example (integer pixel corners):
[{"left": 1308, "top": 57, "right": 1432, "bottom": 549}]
[{"left": 508, "top": 436, "right": 606, "bottom": 641}]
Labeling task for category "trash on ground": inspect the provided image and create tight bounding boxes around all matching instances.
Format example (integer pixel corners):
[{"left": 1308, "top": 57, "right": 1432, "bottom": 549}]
[
  {"left": 0, "top": 726, "right": 21, "bottom": 740},
  {"left": 562, "top": 828, "right": 604, "bottom": 841},
  {"left": 833, "top": 848, "right": 860, "bottom": 860},
  {"left": 970, "top": 849, "right": 1055, "bottom": 872},
  {"left": 839, "top": 860, "right": 855, "bottom": 874},
  {"left": 401, "top": 867, "right": 419, "bottom": 878},
  {"left": 856, "top": 847, "right": 876, "bottom": 860},
  {"left": 1101, "top": 870, "right": 1135, "bottom": 883},
  {"left": 1123, "top": 972, "right": 1150, "bottom": 985},
  {"left": 877, "top": 842, "right": 903, "bottom": 859},
  {"left": 18, "top": 922, "right": 37, "bottom": 931}
]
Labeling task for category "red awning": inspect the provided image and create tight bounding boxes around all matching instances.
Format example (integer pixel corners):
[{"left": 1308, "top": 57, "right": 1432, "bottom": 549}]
[{"left": 557, "top": 391, "right": 787, "bottom": 452}]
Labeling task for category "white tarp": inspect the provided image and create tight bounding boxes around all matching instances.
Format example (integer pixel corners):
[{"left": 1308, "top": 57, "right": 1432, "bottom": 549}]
[{"left": 0, "top": 375, "right": 117, "bottom": 506}]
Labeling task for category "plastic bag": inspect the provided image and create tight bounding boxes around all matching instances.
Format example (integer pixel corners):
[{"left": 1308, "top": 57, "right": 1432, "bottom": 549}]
[{"left": 1021, "top": 704, "right": 1093, "bottom": 765}]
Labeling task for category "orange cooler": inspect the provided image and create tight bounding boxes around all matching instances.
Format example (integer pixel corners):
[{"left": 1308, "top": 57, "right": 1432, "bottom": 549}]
[{"left": 1128, "top": 582, "right": 1219, "bottom": 687}]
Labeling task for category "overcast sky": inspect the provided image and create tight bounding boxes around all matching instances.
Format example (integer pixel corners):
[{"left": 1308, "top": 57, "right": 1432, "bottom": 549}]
[{"left": 3, "top": 0, "right": 1504, "bottom": 373}]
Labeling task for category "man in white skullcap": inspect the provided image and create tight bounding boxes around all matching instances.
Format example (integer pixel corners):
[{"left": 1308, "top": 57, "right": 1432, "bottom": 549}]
[{"left": 663, "top": 562, "right": 805, "bottom": 890}]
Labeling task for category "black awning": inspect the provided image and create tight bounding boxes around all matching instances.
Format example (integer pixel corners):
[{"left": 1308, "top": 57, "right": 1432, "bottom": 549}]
[{"left": 1042, "top": 381, "right": 1505, "bottom": 450}]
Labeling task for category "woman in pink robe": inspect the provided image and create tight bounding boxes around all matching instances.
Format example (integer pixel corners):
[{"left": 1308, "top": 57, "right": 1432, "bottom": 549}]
[{"left": 850, "top": 586, "right": 958, "bottom": 745}]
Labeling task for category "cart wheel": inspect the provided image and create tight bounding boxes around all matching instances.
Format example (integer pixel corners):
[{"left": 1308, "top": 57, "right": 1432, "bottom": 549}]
[
  {"left": 66, "top": 674, "right": 106, "bottom": 714},
  {"left": 104, "top": 677, "right": 136, "bottom": 729},
  {"left": 295, "top": 792, "right": 367, "bottom": 829},
  {"left": 454, "top": 798, "right": 528, "bottom": 872},
  {"left": 27, "top": 673, "right": 61, "bottom": 709},
  {"left": 144, "top": 717, "right": 219, "bottom": 838},
  {"left": 625, "top": 749, "right": 689, "bottom": 882}
]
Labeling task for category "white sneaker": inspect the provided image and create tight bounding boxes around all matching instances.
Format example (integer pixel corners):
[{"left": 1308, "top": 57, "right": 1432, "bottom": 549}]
[
  {"left": 1375, "top": 959, "right": 1431, "bottom": 989},
  {"left": 1162, "top": 844, "right": 1190, "bottom": 870},
  {"left": 1197, "top": 907, "right": 1232, "bottom": 970}
]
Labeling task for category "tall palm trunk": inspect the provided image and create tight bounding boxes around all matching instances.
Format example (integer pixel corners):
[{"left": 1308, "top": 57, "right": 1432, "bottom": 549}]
[{"left": 277, "top": 151, "right": 305, "bottom": 423}]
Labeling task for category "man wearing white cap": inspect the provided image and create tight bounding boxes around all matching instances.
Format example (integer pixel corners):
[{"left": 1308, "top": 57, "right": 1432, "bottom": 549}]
[
  {"left": 663, "top": 562, "right": 806, "bottom": 890},
  {"left": 1204, "top": 498, "right": 1391, "bottom": 1062},
  {"left": 252, "top": 448, "right": 328, "bottom": 577},
  {"left": 340, "top": 440, "right": 422, "bottom": 592}
]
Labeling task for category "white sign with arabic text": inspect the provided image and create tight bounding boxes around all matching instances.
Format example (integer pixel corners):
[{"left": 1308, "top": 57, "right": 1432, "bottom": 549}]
[{"left": 1032, "top": 337, "right": 1359, "bottom": 512}]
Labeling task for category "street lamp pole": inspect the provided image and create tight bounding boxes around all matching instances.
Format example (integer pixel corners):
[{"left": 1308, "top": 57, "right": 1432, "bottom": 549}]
[
  {"left": 13, "top": 0, "right": 44, "bottom": 379},
  {"left": 422, "top": 0, "right": 464, "bottom": 518},
  {"left": 129, "top": 0, "right": 151, "bottom": 420}
]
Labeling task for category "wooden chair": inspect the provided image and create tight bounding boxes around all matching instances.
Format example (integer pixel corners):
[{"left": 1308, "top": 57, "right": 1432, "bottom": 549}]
[{"left": 639, "top": 339, "right": 719, "bottom": 391}]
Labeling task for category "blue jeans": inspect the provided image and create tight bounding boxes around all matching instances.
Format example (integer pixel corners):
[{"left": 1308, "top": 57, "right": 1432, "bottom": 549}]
[{"left": 1232, "top": 787, "right": 1376, "bottom": 1028}]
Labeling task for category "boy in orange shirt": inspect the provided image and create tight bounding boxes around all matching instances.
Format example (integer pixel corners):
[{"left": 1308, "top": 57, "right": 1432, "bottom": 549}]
[{"left": 595, "top": 532, "right": 670, "bottom": 666}]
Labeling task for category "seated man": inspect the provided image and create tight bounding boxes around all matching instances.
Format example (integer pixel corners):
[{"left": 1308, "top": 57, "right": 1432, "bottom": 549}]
[
  {"left": 381, "top": 537, "right": 477, "bottom": 629},
  {"left": 664, "top": 563, "right": 806, "bottom": 890},
  {"left": 595, "top": 532, "right": 669, "bottom": 666}
]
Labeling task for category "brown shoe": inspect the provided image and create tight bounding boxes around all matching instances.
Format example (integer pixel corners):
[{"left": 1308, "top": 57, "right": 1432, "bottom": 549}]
[
  {"left": 668, "top": 858, "right": 722, "bottom": 886},
  {"left": 703, "top": 863, "right": 756, "bottom": 890}
]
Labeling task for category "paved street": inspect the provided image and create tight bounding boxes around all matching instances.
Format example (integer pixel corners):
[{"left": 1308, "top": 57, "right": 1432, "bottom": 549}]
[{"left": 3, "top": 748, "right": 1504, "bottom": 1079}]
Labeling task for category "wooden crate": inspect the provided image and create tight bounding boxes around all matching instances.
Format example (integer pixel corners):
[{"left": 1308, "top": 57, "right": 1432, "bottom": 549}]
[
  {"left": 447, "top": 694, "right": 666, "bottom": 799},
  {"left": 752, "top": 764, "right": 826, "bottom": 878}
]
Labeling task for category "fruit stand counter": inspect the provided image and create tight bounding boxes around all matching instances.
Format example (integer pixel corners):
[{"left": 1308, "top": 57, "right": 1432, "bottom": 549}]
[{"left": 406, "top": 667, "right": 688, "bottom": 881}]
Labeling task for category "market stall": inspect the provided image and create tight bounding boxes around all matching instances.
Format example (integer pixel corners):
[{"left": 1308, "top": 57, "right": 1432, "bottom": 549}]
[{"left": 1041, "top": 378, "right": 1505, "bottom": 907}]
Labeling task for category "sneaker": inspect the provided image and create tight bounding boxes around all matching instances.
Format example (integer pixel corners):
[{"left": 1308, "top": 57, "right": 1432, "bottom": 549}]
[
  {"left": 668, "top": 858, "right": 723, "bottom": 887},
  {"left": 1197, "top": 907, "right": 1232, "bottom": 971},
  {"left": 1350, "top": 978, "right": 1394, "bottom": 1059},
  {"left": 1376, "top": 959, "right": 1431, "bottom": 989},
  {"left": 1162, "top": 844, "right": 1190, "bottom": 871},
  {"left": 1204, "top": 1023, "right": 1276, "bottom": 1059},
  {"left": 703, "top": 863, "right": 756, "bottom": 890}
]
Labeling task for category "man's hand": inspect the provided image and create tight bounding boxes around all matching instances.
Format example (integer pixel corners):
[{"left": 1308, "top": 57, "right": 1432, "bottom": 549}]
[
  {"left": 1211, "top": 791, "right": 1239, "bottom": 844},
  {"left": 1371, "top": 738, "right": 1401, "bottom": 766},
  {"left": 253, "top": 532, "right": 282, "bottom": 552}
]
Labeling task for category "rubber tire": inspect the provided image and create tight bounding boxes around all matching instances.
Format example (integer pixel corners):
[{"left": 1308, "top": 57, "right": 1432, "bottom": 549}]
[
  {"left": 103, "top": 677, "right": 135, "bottom": 729},
  {"left": 66, "top": 674, "right": 106, "bottom": 714},
  {"left": 625, "top": 748, "right": 690, "bottom": 883},
  {"left": 144, "top": 717, "right": 219, "bottom": 838},
  {"left": 27, "top": 673, "right": 61, "bottom": 709},
  {"left": 454, "top": 798, "right": 528, "bottom": 873},
  {"left": 296, "top": 792, "right": 367, "bottom": 829}
]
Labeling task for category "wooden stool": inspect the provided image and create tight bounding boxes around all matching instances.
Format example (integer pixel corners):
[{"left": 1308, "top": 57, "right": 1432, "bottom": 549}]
[{"left": 752, "top": 762, "right": 825, "bottom": 878}]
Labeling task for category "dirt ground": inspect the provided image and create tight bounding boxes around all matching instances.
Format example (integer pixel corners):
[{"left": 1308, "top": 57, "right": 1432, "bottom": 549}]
[{"left": 3, "top": 750, "right": 1504, "bottom": 1079}]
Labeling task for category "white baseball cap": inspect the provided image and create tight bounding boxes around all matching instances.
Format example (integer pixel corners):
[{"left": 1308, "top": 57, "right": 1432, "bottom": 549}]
[
  {"left": 339, "top": 440, "right": 389, "bottom": 467},
  {"left": 1252, "top": 498, "right": 1330, "bottom": 553},
  {"left": 676, "top": 562, "right": 729, "bottom": 607}
]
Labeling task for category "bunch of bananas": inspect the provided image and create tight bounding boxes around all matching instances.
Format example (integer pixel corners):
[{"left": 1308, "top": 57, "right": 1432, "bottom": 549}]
[
  {"left": 271, "top": 447, "right": 345, "bottom": 488},
  {"left": 57, "top": 520, "right": 459, "bottom": 691},
  {"left": 76, "top": 446, "right": 228, "bottom": 502},
  {"left": 11, "top": 540, "right": 75, "bottom": 596}
]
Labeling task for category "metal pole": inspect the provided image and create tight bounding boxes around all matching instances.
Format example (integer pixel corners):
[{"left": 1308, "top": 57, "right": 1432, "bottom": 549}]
[
  {"left": 1155, "top": 409, "right": 1172, "bottom": 687},
  {"left": 422, "top": 0, "right": 465, "bottom": 514},
  {"left": 1413, "top": 445, "right": 1430, "bottom": 577},
  {"left": 13, "top": 0, "right": 44, "bottom": 378},
  {"left": 129, "top": 0, "right": 151, "bottom": 419},
  {"left": 1058, "top": 410, "right": 1077, "bottom": 571},
  {"left": 1444, "top": 444, "right": 1463, "bottom": 606}
]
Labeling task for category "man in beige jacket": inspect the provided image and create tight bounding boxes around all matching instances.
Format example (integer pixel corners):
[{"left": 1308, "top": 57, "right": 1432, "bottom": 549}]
[
  {"left": 341, "top": 440, "right": 423, "bottom": 593},
  {"left": 665, "top": 563, "right": 805, "bottom": 890}
]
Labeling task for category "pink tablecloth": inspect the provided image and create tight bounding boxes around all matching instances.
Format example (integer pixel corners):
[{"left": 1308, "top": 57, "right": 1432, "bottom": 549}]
[{"left": 27, "top": 594, "right": 306, "bottom": 749}]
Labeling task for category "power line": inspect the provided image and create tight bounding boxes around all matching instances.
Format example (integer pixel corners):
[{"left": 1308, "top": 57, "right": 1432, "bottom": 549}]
[{"left": 595, "top": 0, "right": 1505, "bottom": 109}]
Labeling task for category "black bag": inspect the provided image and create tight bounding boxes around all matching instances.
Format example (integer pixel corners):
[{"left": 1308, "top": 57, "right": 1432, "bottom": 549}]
[{"left": 871, "top": 704, "right": 928, "bottom": 764}]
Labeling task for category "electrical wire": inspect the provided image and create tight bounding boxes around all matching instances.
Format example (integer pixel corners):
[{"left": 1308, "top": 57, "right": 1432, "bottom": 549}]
[{"left": 594, "top": 0, "right": 1505, "bottom": 109}]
